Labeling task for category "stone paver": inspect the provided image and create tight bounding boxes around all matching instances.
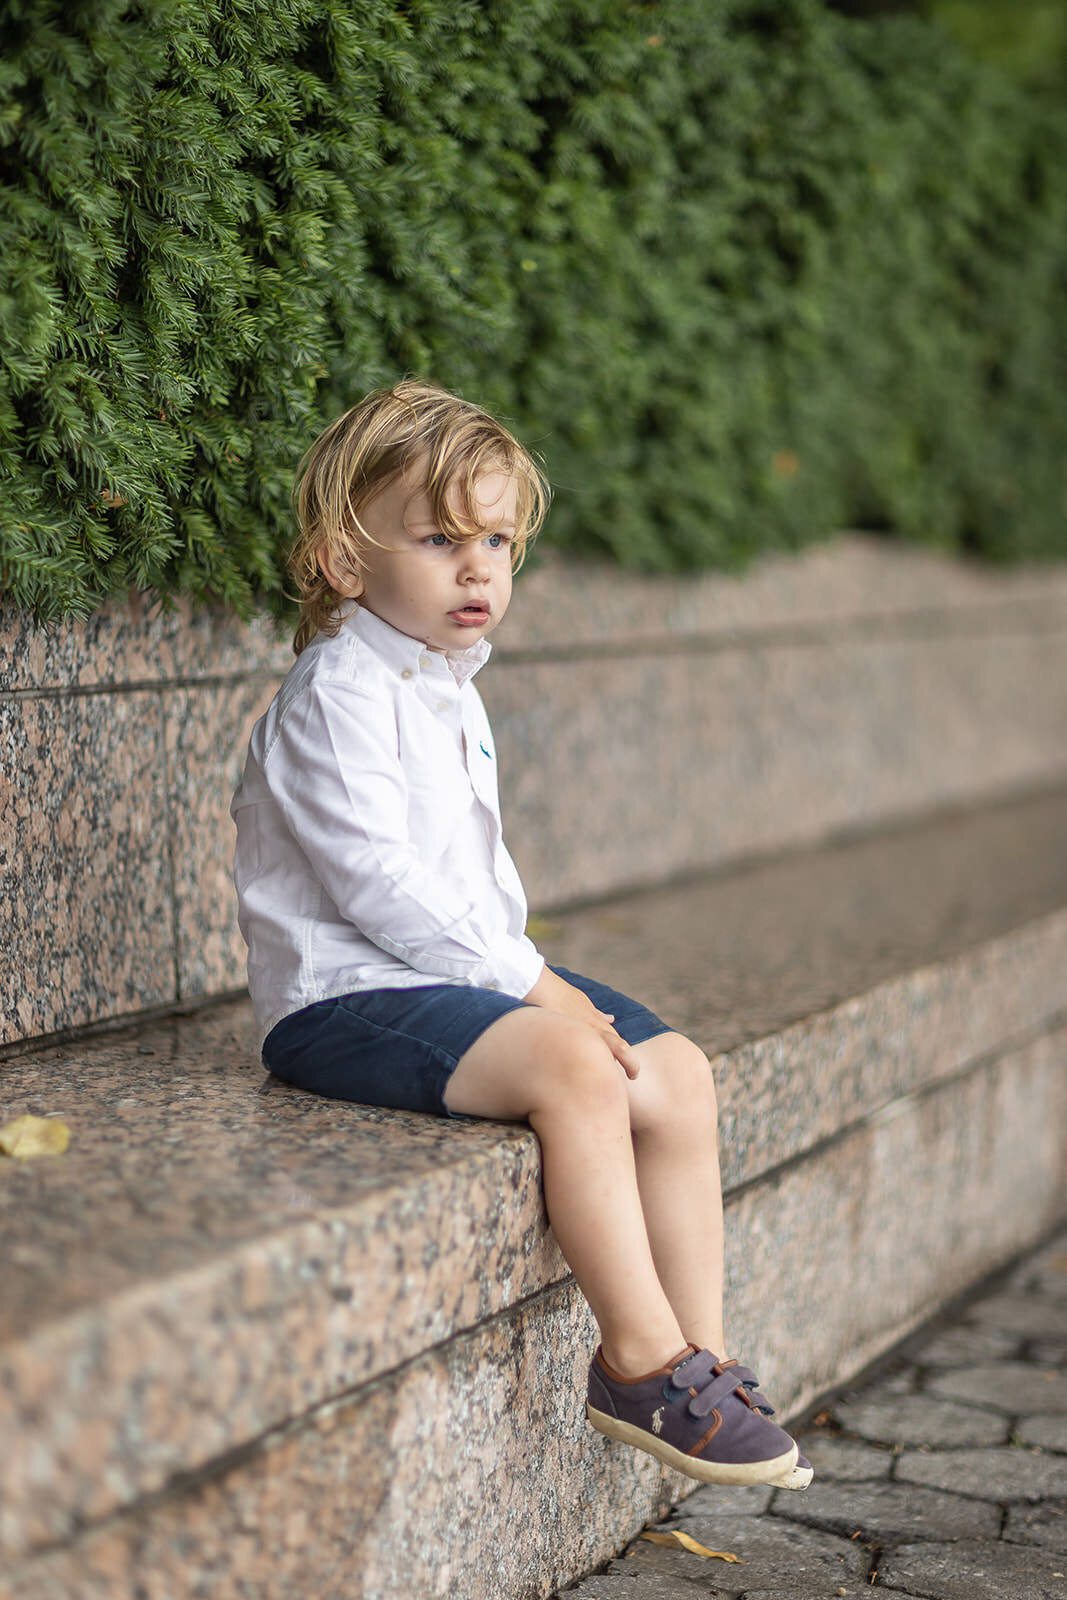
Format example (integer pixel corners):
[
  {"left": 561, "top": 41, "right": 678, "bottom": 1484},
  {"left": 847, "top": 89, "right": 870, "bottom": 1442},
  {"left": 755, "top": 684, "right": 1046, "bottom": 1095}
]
[
  {"left": 965, "top": 1296, "right": 1067, "bottom": 1338},
  {"left": 1027, "top": 1260, "right": 1067, "bottom": 1303},
  {"left": 673, "top": 1483, "right": 777, "bottom": 1519},
  {"left": 554, "top": 1228, "right": 1067, "bottom": 1599},
  {"left": 793, "top": 1435, "right": 894, "bottom": 1481},
  {"left": 877, "top": 1368, "right": 923, "bottom": 1397},
  {"left": 926, "top": 1363, "right": 1067, "bottom": 1416},
  {"left": 895, "top": 1447, "right": 1067, "bottom": 1503},
  {"left": 609, "top": 1516, "right": 868, "bottom": 1593},
  {"left": 740, "top": 1592, "right": 872, "bottom": 1600},
  {"left": 1004, "top": 1502, "right": 1067, "bottom": 1553},
  {"left": 775, "top": 1480, "right": 1000, "bottom": 1543},
  {"left": 567, "top": 1576, "right": 709, "bottom": 1599},
  {"left": 1010, "top": 1243, "right": 1067, "bottom": 1297},
  {"left": 830, "top": 1395, "right": 1010, "bottom": 1449},
  {"left": 1017, "top": 1418, "right": 1067, "bottom": 1454},
  {"left": 876, "top": 1538, "right": 1067, "bottom": 1598},
  {"left": 917, "top": 1327, "right": 1021, "bottom": 1368}
]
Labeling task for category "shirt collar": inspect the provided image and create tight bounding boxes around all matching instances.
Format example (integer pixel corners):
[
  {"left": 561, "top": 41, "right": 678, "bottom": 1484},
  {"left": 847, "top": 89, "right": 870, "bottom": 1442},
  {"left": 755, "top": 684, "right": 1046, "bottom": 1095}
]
[{"left": 344, "top": 605, "right": 491, "bottom": 687}]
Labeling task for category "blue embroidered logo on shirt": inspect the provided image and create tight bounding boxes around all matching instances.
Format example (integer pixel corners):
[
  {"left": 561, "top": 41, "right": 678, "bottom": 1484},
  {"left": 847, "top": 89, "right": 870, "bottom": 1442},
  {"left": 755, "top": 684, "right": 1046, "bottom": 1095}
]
[{"left": 480, "top": 742, "right": 492, "bottom": 759}]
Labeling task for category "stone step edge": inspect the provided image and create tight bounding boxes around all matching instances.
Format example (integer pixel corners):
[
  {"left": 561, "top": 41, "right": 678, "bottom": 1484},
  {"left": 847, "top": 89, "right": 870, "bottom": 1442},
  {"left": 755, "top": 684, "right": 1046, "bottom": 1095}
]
[
  {"left": 6, "top": 1019, "right": 1064, "bottom": 1584},
  {"left": 3, "top": 907, "right": 1065, "bottom": 1562},
  {"left": 713, "top": 905, "right": 1067, "bottom": 1194}
]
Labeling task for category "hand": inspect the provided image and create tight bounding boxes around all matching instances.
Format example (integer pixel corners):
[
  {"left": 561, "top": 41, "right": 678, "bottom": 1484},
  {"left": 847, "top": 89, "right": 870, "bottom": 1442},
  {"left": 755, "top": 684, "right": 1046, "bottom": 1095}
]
[{"left": 522, "top": 966, "right": 641, "bottom": 1080}]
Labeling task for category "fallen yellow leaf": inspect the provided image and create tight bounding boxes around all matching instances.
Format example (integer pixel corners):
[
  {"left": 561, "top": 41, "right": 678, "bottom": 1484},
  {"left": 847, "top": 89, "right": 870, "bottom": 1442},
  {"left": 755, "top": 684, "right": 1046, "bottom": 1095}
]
[
  {"left": 0, "top": 1114, "right": 71, "bottom": 1159},
  {"left": 641, "top": 1530, "right": 741, "bottom": 1562},
  {"left": 525, "top": 915, "right": 561, "bottom": 942}
]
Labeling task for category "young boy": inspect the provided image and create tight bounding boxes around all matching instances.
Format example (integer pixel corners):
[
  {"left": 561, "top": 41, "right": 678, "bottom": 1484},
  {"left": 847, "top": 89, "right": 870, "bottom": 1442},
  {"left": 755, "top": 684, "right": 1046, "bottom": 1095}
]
[{"left": 231, "top": 379, "right": 811, "bottom": 1491}]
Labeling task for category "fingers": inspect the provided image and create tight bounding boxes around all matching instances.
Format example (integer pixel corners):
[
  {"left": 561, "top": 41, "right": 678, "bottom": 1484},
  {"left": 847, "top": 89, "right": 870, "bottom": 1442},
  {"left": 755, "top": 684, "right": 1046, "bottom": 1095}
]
[
  {"left": 600, "top": 1024, "right": 641, "bottom": 1080},
  {"left": 571, "top": 999, "right": 617, "bottom": 1032}
]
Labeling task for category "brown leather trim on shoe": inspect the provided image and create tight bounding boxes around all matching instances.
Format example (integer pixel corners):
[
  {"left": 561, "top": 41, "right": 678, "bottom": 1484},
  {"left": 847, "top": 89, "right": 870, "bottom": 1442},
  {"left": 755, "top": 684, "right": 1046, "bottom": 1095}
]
[
  {"left": 686, "top": 1409, "right": 723, "bottom": 1456},
  {"left": 595, "top": 1343, "right": 697, "bottom": 1384}
]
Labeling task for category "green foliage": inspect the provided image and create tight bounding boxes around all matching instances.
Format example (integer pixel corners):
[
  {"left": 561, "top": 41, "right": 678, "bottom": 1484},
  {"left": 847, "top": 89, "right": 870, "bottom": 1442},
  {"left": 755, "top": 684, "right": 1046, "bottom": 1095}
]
[
  {"left": 926, "top": 2, "right": 1067, "bottom": 103},
  {"left": 1, "top": 0, "right": 1064, "bottom": 620}
]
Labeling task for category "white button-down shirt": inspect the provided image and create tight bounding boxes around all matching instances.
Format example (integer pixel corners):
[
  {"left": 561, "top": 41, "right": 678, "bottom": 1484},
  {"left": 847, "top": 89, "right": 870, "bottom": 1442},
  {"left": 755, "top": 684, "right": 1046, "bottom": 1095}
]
[{"left": 231, "top": 607, "right": 544, "bottom": 1041}]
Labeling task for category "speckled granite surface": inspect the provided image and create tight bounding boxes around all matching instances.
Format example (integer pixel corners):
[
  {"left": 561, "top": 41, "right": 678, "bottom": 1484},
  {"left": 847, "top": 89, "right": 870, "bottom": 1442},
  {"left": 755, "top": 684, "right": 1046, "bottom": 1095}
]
[
  {"left": 3, "top": 543, "right": 1066, "bottom": 1590},
  {"left": 536, "top": 786, "right": 1067, "bottom": 1189},
  {"left": 484, "top": 631, "right": 1067, "bottom": 907},
  {"left": 0, "top": 1005, "right": 565, "bottom": 1560},
  {"left": 0, "top": 691, "right": 175, "bottom": 1041},
  {"left": 495, "top": 538, "right": 1067, "bottom": 654},
  {"left": 164, "top": 680, "right": 278, "bottom": 999},
  {"left": 5, "top": 538, "right": 1066, "bottom": 692},
  {"left": 0, "top": 592, "right": 292, "bottom": 692},
  {"left": 3, "top": 535, "right": 1066, "bottom": 1044},
  {"left": 3, "top": 1040, "right": 1063, "bottom": 1599},
  {"left": 721, "top": 1023, "right": 1067, "bottom": 1418},
  {"left": 2, "top": 1282, "right": 687, "bottom": 1600},
  {"left": 2, "top": 789, "right": 1066, "bottom": 1581}
]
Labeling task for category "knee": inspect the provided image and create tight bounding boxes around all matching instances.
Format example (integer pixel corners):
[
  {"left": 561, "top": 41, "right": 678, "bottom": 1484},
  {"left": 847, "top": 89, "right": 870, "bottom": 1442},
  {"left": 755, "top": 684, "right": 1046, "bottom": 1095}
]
[
  {"left": 533, "top": 1024, "right": 630, "bottom": 1122},
  {"left": 688, "top": 1040, "right": 718, "bottom": 1113},
  {"left": 677, "top": 1037, "right": 718, "bottom": 1123},
  {"left": 638, "top": 1034, "right": 718, "bottom": 1136}
]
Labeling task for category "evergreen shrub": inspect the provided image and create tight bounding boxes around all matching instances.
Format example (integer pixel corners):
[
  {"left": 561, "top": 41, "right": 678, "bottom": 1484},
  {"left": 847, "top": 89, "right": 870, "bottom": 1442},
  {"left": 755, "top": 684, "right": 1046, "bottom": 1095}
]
[{"left": 1, "top": 0, "right": 1064, "bottom": 620}]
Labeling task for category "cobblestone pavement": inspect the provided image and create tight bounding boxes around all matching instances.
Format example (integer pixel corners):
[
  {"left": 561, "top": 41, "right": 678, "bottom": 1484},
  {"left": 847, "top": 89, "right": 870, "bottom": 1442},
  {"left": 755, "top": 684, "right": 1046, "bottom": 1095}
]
[{"left": 557, "top": 1230, "right": 1067, "bottom": 1600}]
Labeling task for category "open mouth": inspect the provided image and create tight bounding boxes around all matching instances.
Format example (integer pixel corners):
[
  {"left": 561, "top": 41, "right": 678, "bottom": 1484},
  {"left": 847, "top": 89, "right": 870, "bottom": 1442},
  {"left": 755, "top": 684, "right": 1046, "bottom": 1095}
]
[{"left": 451, "top": 604, "right": 490, "bottom": 620}]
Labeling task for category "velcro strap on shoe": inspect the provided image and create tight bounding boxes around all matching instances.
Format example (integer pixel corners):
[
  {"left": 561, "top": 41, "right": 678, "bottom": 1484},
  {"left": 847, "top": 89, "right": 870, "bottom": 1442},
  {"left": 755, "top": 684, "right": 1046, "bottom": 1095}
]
[
  {"left": 685, "top": 1367, "right": 749, "bottom": 1418},
  {"left": 729, "top": 1362, "right": 776, "bottom": 1416},
  {"left": 668, "top": 1349, "right": 720, "bottom": 1392},
  {"left": 669, "top": 1353, "right": 779, "bottom": 1419}
]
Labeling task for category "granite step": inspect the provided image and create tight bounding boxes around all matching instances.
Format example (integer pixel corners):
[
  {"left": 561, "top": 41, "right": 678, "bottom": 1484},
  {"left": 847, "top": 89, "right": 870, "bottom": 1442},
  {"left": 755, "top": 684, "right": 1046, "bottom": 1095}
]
[{"left": 2, "top": 786, "right": 1066, "bottom": 1598}]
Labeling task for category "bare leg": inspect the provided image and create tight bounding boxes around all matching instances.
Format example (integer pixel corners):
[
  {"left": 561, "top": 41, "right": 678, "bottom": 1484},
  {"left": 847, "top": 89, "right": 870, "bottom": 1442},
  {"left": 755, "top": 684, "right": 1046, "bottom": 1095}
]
[
  {"left": 625, "top": 1033, "right": 726, "bottom": 1354},
  {"left": 444, "top": 1007, "right": 688, "bottom": 1376}
]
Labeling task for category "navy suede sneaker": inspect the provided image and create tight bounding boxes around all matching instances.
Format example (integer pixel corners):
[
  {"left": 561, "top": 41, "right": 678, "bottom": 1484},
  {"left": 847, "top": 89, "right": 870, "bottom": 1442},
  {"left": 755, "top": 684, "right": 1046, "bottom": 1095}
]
[{"left": 587, "top": 1344, "right": 800, "bottom": 1487}]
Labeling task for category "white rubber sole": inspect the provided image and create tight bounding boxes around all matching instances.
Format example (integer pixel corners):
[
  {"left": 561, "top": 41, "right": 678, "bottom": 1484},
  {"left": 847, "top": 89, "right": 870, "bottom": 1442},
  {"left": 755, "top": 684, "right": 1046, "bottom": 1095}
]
[
  {"left": 769, "top": 1459, "right": 814, "bottom": 1491},
  {"left": 587, "top": 1402, "right": 798, "bottom": 1487}
]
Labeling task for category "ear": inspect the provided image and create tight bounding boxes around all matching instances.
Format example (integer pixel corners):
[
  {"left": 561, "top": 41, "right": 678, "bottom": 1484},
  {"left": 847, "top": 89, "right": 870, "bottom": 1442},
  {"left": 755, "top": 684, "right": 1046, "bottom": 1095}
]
[{"left": 318, "top": 545, "right": 365, "bottom": 600}]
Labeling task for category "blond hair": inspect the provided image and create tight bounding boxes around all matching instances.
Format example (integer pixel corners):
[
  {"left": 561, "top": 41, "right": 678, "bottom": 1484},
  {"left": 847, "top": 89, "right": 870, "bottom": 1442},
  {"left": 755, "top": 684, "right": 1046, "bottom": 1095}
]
[{"left": 288, "top": 380, "right": 550, "bottom": 653}]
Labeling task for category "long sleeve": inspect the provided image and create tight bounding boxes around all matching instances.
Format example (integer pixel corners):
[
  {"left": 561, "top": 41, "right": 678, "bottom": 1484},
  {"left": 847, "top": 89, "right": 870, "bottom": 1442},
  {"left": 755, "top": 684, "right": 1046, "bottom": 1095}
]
[{"left": 262, "top": 678, "right": 544, "bottom": 997}]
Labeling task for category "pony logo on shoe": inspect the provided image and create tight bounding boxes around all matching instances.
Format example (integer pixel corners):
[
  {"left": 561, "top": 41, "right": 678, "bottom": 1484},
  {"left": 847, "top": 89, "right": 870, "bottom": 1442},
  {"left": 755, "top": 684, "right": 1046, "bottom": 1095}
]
[{"left": 652, "top": 1407, "right": 665, "bottom": 1435}]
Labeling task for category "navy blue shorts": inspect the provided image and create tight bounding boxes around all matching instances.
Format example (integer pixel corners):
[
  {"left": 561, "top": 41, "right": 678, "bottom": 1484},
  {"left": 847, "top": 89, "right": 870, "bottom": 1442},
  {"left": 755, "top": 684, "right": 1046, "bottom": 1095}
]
[{"left": 261, "top": 965, "right": 672, "bottom": 1119}]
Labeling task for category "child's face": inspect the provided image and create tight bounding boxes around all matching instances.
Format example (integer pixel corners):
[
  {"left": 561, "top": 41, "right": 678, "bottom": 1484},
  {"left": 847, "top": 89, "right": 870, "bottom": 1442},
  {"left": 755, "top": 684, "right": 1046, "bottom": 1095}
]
[{"left": 335, "top": 464, "right": 518, "bottom": 652}]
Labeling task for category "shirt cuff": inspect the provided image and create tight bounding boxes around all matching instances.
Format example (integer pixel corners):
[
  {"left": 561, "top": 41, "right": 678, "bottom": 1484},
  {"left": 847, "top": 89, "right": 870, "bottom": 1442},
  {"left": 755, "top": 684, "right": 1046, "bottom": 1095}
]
[{"left": 472, "top": 938, "right": 545, "bottom": 1000}]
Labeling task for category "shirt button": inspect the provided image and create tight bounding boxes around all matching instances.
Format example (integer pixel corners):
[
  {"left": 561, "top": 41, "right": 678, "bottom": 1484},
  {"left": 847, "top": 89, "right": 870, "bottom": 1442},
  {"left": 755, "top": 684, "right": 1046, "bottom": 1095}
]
[
  {"left": 437, "top": 700, "right": 450, "bottom": 712},
  {"left": 419, "top": 654, "right": 433, "bottom": 669},
  {"left": 401, "top": 669, "right": 414, "bottom": 680},
  {"left": 484, "top": 980, "right": 499, "bottom": 991}
]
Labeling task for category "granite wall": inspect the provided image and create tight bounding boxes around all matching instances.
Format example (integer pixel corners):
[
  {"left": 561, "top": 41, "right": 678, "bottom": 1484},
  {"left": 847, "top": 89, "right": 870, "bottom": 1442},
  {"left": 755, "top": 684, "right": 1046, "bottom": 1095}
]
[
  {"left": 5, "top": 1006, "right": 1064, "bottom": 1598},
  {"left": 3, "top": 535, "right": 1067, "bottom": 1047}
]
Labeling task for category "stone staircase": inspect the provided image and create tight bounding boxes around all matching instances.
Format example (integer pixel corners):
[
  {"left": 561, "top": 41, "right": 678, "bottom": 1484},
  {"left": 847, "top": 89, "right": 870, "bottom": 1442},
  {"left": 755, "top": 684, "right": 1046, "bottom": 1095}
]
[{"left": 3, "top": 784, "right": 1066, "bottom": 1600}]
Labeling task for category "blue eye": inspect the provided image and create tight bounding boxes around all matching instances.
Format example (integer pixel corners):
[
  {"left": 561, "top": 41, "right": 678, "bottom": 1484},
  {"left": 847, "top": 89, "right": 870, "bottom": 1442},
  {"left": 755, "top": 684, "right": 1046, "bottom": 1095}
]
[
  {"left": 485, "top": 532, "right": 508, "bottom": 550},
  {"left": 426, "top": 533, "right": 450, "bottom": 547}
]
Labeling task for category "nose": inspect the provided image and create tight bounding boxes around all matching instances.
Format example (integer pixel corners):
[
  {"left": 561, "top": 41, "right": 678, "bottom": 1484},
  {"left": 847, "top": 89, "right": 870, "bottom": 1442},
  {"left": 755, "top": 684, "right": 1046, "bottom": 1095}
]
[{"left": 459, "top": 542, "right": 490, "bottom": 582}]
